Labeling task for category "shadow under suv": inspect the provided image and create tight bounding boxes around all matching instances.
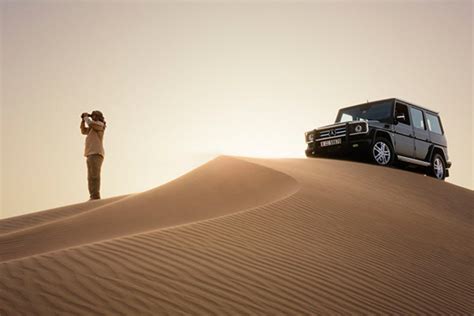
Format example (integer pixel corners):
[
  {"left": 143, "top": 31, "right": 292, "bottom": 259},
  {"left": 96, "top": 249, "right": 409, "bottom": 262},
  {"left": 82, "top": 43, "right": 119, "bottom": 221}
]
[{"left": 304, "top": 98, "right": 451, "bottom": 180}]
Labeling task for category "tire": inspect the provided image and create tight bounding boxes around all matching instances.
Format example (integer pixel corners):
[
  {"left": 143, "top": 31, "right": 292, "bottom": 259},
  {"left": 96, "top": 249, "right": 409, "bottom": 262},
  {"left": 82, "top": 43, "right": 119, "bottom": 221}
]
[
  {"left": 429, "top": 153, "right": 446, "bottom": 180},
  {"left": 370, "top": 138, "right": 394, "bottom": 166}
]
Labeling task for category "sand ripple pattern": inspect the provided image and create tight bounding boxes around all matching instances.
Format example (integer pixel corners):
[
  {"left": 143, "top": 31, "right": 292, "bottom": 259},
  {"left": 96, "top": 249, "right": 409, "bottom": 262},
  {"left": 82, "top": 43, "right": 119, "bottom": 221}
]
[
  {"left": 1, "top": 157, "right": 473, "bottom": 314},
  {"left": 0, "top": 195, "right": 129, "bottom": 235}
]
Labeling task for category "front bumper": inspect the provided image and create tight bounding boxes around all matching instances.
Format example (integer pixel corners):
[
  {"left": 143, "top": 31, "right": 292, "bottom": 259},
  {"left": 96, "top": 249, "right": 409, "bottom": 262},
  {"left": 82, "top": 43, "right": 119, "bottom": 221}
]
[{"left": 306, "top": 134, "right": 372, "bottom": 158}]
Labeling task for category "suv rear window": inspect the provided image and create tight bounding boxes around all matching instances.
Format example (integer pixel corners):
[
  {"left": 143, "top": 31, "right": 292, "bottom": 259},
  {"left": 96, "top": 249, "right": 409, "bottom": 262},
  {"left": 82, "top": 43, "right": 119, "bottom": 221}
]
[{"left": 426, "top": 113, "right": 443, "bottom": 134}]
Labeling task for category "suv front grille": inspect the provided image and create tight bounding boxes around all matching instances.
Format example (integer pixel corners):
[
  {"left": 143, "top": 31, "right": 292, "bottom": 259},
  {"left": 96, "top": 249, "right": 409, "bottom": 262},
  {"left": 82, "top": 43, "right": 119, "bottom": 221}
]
[{"left": 318, "top": 126, "right": 346, "bottom": 139}]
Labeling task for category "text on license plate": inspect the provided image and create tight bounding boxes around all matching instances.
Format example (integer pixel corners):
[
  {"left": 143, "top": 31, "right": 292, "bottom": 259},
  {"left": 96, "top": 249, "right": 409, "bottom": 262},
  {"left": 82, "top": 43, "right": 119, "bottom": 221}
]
[{"left": 320, "top": 138, "right": 341, "bottom": 147}]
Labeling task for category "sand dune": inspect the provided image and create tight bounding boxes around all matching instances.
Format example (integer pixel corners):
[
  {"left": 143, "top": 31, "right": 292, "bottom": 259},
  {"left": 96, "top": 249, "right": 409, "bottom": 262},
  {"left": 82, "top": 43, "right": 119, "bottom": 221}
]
[
  {"left": 1, "top": 156, "right": 472, "bottom": 314},
  {"left": 0, "top": 157, "right": 298, "bottom": 262},
  {"left": 0, "top": 195, "right": 131, "bottom": 235}
]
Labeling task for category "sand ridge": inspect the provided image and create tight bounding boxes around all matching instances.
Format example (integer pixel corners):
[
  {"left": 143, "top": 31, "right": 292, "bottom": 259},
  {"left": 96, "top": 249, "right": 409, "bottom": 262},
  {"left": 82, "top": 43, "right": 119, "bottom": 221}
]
[
  {"left": 0, "top": 156, "right": 472, "bottom": 314},
  {"left": 0, "top": 156, "right": 299, "bottom": 262},
  {"left": 0, "top": 195, "right": 131, "bottom": 235}
]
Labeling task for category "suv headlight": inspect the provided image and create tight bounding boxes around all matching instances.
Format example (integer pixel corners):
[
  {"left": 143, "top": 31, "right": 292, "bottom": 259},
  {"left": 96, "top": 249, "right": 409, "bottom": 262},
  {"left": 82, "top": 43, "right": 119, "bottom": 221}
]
[{"left": 349, "top": 122, "right": 367, "bottom": 134}]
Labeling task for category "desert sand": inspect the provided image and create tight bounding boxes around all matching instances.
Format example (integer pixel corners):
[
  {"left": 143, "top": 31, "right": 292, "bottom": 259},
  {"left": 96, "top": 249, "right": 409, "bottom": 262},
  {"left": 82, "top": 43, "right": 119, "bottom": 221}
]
[{"left": 1, "top": 156, "right": 472, "bottom": 314}]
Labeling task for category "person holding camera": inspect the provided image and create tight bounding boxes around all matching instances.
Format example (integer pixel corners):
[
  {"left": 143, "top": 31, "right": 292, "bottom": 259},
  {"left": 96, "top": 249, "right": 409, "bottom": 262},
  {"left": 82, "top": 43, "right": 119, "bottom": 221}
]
[{"left": 80, "top": 110, "right": 106, "bottom": 200}]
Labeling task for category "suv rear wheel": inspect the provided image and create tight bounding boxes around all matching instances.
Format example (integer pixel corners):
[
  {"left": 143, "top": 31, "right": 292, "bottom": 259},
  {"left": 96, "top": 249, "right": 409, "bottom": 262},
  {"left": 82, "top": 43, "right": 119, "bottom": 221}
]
[
  {"left": 430, "top": 153, "right": 446, "bottom": 180},
  {"left": 370, "top": 138, "right": 394, "bottom": 166}
]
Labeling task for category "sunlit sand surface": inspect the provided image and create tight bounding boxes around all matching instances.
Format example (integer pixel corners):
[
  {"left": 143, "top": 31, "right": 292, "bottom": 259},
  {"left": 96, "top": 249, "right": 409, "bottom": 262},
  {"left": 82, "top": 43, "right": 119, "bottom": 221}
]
[{"left": 1, "top": 156, "right": 472, "bottom": 314}]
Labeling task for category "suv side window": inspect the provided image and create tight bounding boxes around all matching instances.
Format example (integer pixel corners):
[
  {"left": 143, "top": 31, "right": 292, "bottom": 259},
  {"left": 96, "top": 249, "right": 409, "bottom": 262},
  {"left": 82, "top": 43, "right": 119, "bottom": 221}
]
[
  {"left": 410, "top": 108, "right": 425, "bottom": 130},
  {"left": 395, "top": 103, "right": 410, "bottom": 125},
  {"left": 426, "top": 113, "right": 443, "bottom": 134}
]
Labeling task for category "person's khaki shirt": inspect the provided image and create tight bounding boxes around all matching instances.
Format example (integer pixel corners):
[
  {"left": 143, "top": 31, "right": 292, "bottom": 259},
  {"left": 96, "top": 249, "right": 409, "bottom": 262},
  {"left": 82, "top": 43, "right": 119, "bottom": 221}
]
[{"left": 81, "top": 118, "right": 105, "bottom": 157}]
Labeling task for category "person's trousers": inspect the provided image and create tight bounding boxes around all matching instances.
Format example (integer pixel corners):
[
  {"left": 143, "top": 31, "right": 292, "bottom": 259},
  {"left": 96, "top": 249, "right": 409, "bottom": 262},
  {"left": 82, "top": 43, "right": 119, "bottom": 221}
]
[{"left": 87, "top": 154, "right": 104, "bottom": 199}]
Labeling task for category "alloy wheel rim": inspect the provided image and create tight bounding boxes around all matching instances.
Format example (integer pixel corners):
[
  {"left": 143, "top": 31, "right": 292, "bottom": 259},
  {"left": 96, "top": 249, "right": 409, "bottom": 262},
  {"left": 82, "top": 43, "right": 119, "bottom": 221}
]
[
  {"left": 433, "top": 157, "right": 444, "bottom": 179},
  {"left": 373, "top": 141, "right": 391, "bottom": 165}
]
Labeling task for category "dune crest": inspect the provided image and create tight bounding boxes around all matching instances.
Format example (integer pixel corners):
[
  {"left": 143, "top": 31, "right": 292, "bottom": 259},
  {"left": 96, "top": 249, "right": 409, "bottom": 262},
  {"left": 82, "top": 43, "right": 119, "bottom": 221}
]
[{"left": 0, "top": 156, "right": 299, "bottom": 262}]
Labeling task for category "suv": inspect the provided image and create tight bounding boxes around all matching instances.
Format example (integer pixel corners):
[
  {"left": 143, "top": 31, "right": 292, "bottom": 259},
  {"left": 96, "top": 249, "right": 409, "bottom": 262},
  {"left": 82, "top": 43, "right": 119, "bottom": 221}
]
[{"left": 304, "top": 98, "right": 451, "bottom": 180}]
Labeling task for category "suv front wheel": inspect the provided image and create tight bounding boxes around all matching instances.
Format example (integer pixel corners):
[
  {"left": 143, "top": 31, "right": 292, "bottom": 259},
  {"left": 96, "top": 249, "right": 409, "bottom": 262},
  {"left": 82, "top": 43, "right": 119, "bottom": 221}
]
[
  {"left": 430, "top": 153, "right": 446, "bottom": 180},
  {"left": 370, "top": 138, "right": 394, "bottom": 166}
]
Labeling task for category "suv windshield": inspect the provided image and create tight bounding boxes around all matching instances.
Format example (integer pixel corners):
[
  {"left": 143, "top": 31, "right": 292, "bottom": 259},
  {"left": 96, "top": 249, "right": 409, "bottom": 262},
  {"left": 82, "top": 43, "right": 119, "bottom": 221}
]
[{"left": 336, "top": 100, "right": 394, "bottom": 123}]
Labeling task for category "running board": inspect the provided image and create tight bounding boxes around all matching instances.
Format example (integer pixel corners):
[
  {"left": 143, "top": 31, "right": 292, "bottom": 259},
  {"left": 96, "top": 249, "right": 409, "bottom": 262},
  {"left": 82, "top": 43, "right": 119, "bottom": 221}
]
[{"left": 397, "top": 155, "right": 431, "bottom": 167}]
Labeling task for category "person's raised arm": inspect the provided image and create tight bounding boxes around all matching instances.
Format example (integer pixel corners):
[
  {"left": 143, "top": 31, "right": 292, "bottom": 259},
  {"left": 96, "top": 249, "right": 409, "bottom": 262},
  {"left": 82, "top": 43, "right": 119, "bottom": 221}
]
[
  {"left": 80, "top": 119, "right": 90, "bottom": 135},
  {"left": 84, "top": 116, "right": 105, "bottom": 131}
]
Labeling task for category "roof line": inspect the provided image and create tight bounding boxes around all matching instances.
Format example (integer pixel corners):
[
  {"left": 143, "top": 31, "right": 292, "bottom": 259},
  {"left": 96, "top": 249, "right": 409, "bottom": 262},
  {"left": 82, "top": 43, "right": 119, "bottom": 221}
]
[{"left": 339, "top": 98, "right": 439, "bottom": 114}]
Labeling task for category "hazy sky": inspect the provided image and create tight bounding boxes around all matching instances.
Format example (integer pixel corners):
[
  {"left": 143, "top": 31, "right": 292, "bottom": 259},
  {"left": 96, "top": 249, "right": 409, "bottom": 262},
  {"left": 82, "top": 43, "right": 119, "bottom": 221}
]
[{"left": 1, "top": 0, "right": 472, "bottom": 218}]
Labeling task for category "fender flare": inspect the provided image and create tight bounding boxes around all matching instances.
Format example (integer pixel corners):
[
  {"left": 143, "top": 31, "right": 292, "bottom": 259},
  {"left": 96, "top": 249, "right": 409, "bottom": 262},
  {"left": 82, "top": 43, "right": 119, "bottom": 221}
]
[
  {"left": 427, "top": 145, "right": 447, "bottom": 163},
  {"left": 372, "top": 129, "right": 394, "bottom": 145}
]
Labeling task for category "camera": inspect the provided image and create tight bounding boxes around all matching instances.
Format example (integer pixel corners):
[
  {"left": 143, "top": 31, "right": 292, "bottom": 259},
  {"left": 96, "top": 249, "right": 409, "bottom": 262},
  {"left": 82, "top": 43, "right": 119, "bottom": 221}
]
[{"left": 81, "top": 113, "right": 90, "bottom": 119}]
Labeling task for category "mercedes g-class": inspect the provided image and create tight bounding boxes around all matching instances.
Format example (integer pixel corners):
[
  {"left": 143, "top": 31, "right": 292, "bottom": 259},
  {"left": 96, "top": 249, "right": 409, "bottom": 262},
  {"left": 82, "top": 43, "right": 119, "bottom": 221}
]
[{"left": 304, "top": 98, "right": 451, "bottom": 180}]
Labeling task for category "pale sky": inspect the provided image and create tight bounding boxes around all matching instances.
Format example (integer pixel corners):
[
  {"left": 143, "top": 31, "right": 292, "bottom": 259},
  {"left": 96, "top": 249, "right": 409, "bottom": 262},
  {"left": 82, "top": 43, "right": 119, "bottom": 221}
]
[{"left": 1, "top": 0, "right": 472, "bottom": 219}]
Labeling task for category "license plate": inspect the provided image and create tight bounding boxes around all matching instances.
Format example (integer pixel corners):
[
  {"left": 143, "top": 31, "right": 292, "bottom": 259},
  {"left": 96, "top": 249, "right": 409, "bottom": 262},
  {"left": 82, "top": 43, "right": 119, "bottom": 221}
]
[{"left": 320, "top": 138, "right": 341, "bottom": 147}]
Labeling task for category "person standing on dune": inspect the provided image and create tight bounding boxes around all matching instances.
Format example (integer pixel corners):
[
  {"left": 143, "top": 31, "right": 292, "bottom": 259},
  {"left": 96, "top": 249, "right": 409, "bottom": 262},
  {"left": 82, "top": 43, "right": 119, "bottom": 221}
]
[{"left": 80, "top": 110, "right": 106, "bottom": 200}]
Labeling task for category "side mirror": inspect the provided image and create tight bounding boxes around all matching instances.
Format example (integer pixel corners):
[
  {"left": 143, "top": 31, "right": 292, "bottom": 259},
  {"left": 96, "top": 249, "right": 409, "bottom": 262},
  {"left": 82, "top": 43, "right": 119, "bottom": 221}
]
[{"left": 396, "top": 113, "right": 406, "bottom": 121}]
